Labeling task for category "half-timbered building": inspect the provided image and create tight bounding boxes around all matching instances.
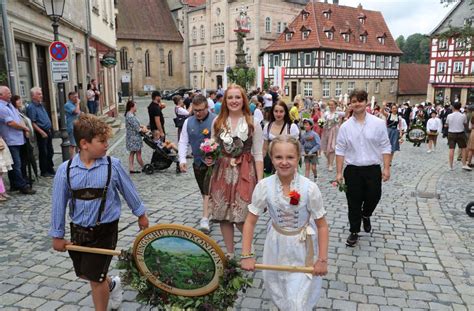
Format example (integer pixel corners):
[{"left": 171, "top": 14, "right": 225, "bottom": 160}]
[
  {"left": 262, "top": 1, "right": 402, "bottom": 104},
  {"left": 427, "top": 0, "right": 473, "bottom": 106}
]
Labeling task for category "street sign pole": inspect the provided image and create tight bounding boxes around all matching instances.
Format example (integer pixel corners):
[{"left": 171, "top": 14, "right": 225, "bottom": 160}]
[{"left": 50, "top": 19, "right": 70, "bottom": 161}]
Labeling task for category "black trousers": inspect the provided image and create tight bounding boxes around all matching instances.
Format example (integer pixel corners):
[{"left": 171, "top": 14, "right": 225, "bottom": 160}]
[
  {"left": 36, "top": 129, "right": 55, "bottom": 175},
  {"left": 344, "top": 165, "right": 382, "bottom": 233}
]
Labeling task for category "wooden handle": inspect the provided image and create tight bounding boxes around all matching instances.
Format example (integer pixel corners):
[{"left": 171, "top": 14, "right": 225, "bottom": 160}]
[
  {"left": 254, "top": 263, "right": 313, "bottom": 273},
  {"left": 65, "top": 245, "right": 121, "bottom": 256}
]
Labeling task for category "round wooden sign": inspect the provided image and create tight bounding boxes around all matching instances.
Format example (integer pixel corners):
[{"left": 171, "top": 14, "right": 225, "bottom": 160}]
[
  {"left": 132, "top": 224, "right": 226, "bottom": 297},
  {"left": 407, "top": 126, "right": 427, "bottom": 143}
]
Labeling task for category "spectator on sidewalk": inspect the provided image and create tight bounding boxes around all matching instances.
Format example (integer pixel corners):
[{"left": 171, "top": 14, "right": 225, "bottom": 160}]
[
  {"left": 178, "top": 94, "right": 216, "bottom": 233},
  {"left": 65, "top": 91, "right": 82, "bottom": 157},
  {"left": 90, "top": 79, "right": 101, "bottom": 115},
  {"left": 26, "top": 86, "right": 55, "bottom": 178},
  {"left": 148, "top": 91, "right": 165, "bottom": 141},
  {"left": 0, "top": 86, "right": 36, "bottom": 194},
  {"left": 207, "top": 90, "right": 216, "bottom": 113},
  {"left": 86, "top": 84, "right": 96, "bottom": 115},
  {"left": 446, "top": 102, "right": 471, "bottom": 171}
]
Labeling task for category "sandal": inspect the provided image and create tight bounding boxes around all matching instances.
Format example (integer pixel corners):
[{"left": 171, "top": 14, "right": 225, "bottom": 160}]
[
  {"left": 129, "top": 170, "right": 142, "bottom": 174},
  {"left": 0, "top": 196, "right": 7, "bottom": 201}
]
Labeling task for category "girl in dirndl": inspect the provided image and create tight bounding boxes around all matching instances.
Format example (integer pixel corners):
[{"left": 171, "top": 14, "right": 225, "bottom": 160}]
[
  {"left": 206, "top": 84, "right": 264, "bottom": 257},
  {"left": 320, "top": 99, "right": 345, "bottom": 172},
  {"left": 383, "top": 104, "right": 403, "bottom": 163},
  {"left": 241, "top": 135, "right": 329, "bottom": 311},
  {"left": 0, "top": 136, "right": 13, "bottom": 201}
]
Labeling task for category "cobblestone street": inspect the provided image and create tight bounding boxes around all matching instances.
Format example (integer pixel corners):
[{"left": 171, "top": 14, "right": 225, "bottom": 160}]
[{"left": 0, "top": 98, "right": 473, "bottom": 310}]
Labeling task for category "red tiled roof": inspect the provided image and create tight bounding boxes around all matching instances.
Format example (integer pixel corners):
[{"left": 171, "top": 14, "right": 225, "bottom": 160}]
[
  {"left": 183, "top": 0, "right": 206, "bottom": 7},
  {"left": 264, "top": 2, "right": 402, "bottom": 55},
  {"left": 116, "top": 0, "right": 183, "bottom": 42},
  {"left": 398, "top": 64, "right": 430, "bottom": 95}
]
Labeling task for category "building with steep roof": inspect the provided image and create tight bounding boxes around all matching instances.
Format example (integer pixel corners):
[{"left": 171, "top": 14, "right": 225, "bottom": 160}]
[
  {"left": 397, "top": 63, "right": 430, "bottom": 105},
  {"left": 262, "top": 1, "right": 402, "bottom": 103},
  {"left": 426, "top": 0, "right": 473, "bottom": 106},
  {"left": 116, "top": 0, "right": 184, "bottom": 96}
]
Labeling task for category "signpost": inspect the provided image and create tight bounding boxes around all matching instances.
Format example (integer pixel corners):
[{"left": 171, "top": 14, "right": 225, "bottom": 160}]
[{"left": 49, "top": 40, "right": 70, "bottom": 161}]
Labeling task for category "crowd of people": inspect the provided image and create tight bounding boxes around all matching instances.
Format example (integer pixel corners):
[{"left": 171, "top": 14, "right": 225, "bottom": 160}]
[{"left": 0, "top": 79, "right": 465, "bottom": 310}]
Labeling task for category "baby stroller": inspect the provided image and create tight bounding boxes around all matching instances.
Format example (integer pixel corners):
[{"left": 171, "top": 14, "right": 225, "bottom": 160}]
[{"left": 140, "top": 132, "right": 180, "bottom": 175}]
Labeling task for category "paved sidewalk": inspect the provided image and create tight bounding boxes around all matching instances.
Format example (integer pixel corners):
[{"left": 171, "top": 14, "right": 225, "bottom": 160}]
[{"left": 0, "top": 99, "right": 472, "bottom": 310}]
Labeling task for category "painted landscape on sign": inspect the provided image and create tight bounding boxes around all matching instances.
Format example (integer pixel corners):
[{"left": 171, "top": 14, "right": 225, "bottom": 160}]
[{"left": 144, "top": 237, "right": 216, "bottom": 290}]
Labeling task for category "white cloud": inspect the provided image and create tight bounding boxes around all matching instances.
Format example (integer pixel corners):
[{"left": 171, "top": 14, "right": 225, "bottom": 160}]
[{"left": 337, "top": 0, "right": 453, "bottom": 38}]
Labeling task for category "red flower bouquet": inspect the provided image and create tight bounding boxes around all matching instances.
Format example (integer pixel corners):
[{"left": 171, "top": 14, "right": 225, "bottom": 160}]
[{"left": 288, "top": 190, "right": 301, "bottom": 206}]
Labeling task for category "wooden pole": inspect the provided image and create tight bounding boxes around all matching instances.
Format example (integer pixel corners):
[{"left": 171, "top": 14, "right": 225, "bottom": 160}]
[{"left": 64, "top": 245, "right": 313, "bottom": 273}]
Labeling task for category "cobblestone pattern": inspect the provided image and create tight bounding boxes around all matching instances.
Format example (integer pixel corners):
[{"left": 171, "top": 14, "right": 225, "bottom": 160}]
[{"left": 0, "top": 98, "right": 472, "bottom": 310}]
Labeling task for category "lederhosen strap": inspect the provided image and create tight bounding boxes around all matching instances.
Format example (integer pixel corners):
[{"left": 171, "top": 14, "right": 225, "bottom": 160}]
[{"left": 67, "top": 156, "right": 112, "bottom": 225}]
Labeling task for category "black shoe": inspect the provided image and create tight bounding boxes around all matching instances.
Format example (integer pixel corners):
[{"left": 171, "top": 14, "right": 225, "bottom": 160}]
[
  {"left": 362, "top": 217, "right": 372, "bottom": 233},
  {"left": 20, "top": 187, "right": 36, "bottom": 195},
  {"left": 9, "top": 187, "right": 20, "bottom": 192},
  {"left": 346, "top": 233, "right": 359, "bottom": 247}
]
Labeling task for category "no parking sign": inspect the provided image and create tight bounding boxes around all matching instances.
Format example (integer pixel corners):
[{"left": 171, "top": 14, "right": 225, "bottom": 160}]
[{"left": 49, "top": 41, "right": 68, "bottom": 61}]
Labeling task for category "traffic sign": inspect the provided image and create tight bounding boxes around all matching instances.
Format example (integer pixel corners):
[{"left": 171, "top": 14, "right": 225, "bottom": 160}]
[
  {"left": 51, "top": 61, "right": 69, "bottom": 82},
  {"left": 49, "top": 41, "right": 68, "bottom": 61}
]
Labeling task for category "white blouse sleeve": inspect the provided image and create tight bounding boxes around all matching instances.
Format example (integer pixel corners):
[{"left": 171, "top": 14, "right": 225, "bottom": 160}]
[
  {"left": 251, "top": 123, "right": 264, "bottom": 162},
  {"left": 248, "top": 179, "right": 267, "bottom": 216},
  {"left": 177, "top": 107, "right": 190, "bottom": 116},
  {"left": 262, "top": 123, "right": 270, "bottom": 141},
  {"left": 289, "top": 123, "right": 300, "bottom": 138},
  {"left": 307, "top": 182, "right": 326, "bottom": 219}
]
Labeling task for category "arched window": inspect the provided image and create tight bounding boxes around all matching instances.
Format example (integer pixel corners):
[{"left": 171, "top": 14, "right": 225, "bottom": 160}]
[
  {"left": 200, "top": 25, "right": 205, "bottom": 40},
  {"left": 220, "top": 50, "right": 225, "bottom": 65},
  {"left": 145, "top": 50, "right": 151, "bottom": 77},
  {"left": 193, "top": 52, "right": 197, "bottom": 70},
  {"left": 265, "top": 17, "right": 271, "bottom": 33},
  {"left": 201, "top": 51, "right": 205, "bottom": 67},
  {"left": 192, "top": 26, "right": 197, "bottom": 41},
  {"left": 120, "top": 47, "right": 128, "bottom": 70},
  {"left": 168, "top": 50, "right": 173, "bottom": 76}
]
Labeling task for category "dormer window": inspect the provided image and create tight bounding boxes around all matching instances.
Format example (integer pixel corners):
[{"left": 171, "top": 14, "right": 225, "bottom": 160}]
[
  {"left": 360, "top": 35, "right": 367, "bottom": 43},
  {"left": 358, "top": 14, "right": 366, "bottom": 24},
  {"left": 341, "top": 29, "right": 351, "bottom": 43},
  {"left": 323, "top": 9, "right": 331, "bottom": 19},
  {"left": 286, "top": 33, "right": 293, "bottom": 41},
  {"left": 301, "top": 9, "right": 310, "bottom": 21},
  {"left": 324, "top": 27, "right": 335, "bottom": 40},
  {"left": 302, "top": 31, "right": 310, "bottom": 40},
  {"left": 377, "top": 33, "right": 387, "bottom": 45}
]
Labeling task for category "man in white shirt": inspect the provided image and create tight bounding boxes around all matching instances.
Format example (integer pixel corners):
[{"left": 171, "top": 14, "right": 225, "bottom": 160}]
[
  {"left": 336, "top": 89, "right": 392, "bottom": 247},
  {"left": 446, "top": 102, "right": 471, "bottom": 171},
  {"left": 207, "top": 90, "right": 216, "bottom": 113}
]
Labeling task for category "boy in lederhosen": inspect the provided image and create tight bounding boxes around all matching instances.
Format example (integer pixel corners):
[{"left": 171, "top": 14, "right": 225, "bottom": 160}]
[{"left": 49, "top": 114, "right": 149, "bottom": 310}]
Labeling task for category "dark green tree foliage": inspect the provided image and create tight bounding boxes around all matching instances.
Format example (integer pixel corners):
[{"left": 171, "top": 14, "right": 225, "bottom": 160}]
[{"left": 398, "top": 34, "right": 431, "bottom": 64}]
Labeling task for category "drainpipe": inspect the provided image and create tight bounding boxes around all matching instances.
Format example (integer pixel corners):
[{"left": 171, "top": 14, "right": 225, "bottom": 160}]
[
  {"left": 85, "top": 0, "right": 91, "bottom": 82},
  {"left": 1, "top": 0, "right": 16, "bottom": 94}
]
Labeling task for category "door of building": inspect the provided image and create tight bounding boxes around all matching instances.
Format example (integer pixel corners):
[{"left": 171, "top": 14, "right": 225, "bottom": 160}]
[
  {"left": 216, "top": 75, "right": 222, "bottom": 89},
  {"left": 36, "top": 45, "right": 53, "bottom": 118},
  {"left": 451, "top": 88, "right": 462, "bottom": 104},
  {"left": 121, "top": 82, "right": 130, "bottom": 97},
  {"left": 291, "top": 81, "right": 297, "bottom": 101}
]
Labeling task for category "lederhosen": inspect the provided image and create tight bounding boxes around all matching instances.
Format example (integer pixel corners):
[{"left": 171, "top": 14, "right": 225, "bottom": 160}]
[{"left": 67, "top": 156, "right": 119, "bottom": 282}]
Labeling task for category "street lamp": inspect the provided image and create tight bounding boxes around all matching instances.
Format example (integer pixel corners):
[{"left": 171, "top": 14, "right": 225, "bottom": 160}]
[
  {"left": 43, "top": 0, "right": 69, "bottom": 161},
  {"left": 128, "top": 58, "right": 134, "bottom": 101}
]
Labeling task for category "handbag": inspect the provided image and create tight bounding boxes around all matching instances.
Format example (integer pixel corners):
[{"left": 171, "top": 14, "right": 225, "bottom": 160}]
[{"left": 173, "top": 115, "right": 187, "bottom": 128}]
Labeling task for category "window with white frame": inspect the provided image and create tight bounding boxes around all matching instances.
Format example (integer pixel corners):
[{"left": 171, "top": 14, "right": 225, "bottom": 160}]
[
  {"left": 325, "top": 53, "right": 331, "bottom": 66},
  {"left": 274, "top": 54, "right": 280, "bottom": 66},
  {"left": 290, "top": 53, "right": 297, "bottom": 67},
  {"left": 214, "top": 51, "right": 219, "bottom": 66},
  {"left": 471, "top": 62, "right": 474, "bottom": 74},
  {"left": 322, "top": 82, "right": 330, "bottom": 98},
  {"left": 304, "top": 53, "right": 311, "bottom": 67},
  {"left": 342, "top": 33, "right": 350, "bottom": 42},
  {"left": 455, "top": 38, "right": 465, "bottom": 49},
  {"left": 376, "top": 55, "right": 381, "bottom": 69},
  {"left": 365, "top": 82, "right": 370, "bottom": 92},
  {"left": 439, "top": 39, "right": 448, "bottom": 50},
  {"left": 365, "top": 55, "right": 371, "bottom": 68},
  {"left": 325, "top": 31, "right": 334, "bottom": 40},
  {"left": 375, "top": 82, "right": 380, "bottom": 93},
  {"left": 453, "top": 61, "right": 463, "bottom": 73},
  {"left": 220, "top": 50, "right": 225, "bottom": 65},
  {"left": 265, "top": 17, "right": 271, "bottom": 33},
  {"left": 302, "top": 31, "right": 310, "bottom": 40},
  {"left": 360, "top": 34, "right": 367, "bottom": 43},
  {"left": 347, "top": 54, "right": 353, "bottom": 67},
  {"left": 392, "top": 56, "right": 398, "bottom": 69},
  {"left": 192, "top": 26, "right": 197, "bottom": 41},
  {"left": 437, "top": 62, "right": 446, "bottom": 73},
  {"left": 201, "top": 52, "right": 205, "bottom": 67},
  {"left": 286, "top": 33, "right": 293, "bottom": 41},
  {"left": 348, "top": 81, "right": 355, "bottom": 93},
  {"left": 384, "top": 56, "right": 390, "bottom": 69},
  {"left": 335, "top": 82, "right": 342, "bottom": 97},
  {"left": 277, "top": 22, "right": 282, "bottom": 33},
  {"left": 336, "top": 54, "right": 342, "bottom": 67},
  {"left": 303, "top": 82, "right": 313, "bottom": 97},
  {"left": 378, "top": 37, "right": 385, "bottom": 45},
  {"left": 390, "top": 81, "right": 395, "bottom": 93}
]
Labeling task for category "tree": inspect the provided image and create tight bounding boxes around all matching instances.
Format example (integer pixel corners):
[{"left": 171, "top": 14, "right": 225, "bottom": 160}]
[
  {"left": 396, "top": 35, "right": 405, "bottom": 51},
  {"left": 399, "top": 33, "right": 430, "bottom": 64}
]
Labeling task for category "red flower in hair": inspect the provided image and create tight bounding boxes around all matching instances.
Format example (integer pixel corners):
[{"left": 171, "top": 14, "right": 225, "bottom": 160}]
[{"left": 288, "top": 190, "right": 301, "bottom": 206}]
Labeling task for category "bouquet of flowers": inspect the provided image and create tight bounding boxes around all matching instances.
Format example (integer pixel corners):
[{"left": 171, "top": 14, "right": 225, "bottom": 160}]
[
  {"left": 200, "top": 138, "right": 220, "bottom": 178},
  {"left": 330, "top": 180, "right": 347, "bottom": 192},
  {"left": 317, "top": 118, "right": 325, "bottom": 129}
]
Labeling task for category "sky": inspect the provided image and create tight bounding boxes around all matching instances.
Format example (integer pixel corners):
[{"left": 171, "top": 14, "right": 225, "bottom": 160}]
[{"left": 338, "top": 0, "right": 455, "bottom": 38}]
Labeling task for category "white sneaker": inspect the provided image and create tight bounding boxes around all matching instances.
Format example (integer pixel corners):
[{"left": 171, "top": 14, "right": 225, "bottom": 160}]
[
  {"left": 462, "top": 165, "right": 472, "bottom": 171},
  {"left": 427, "top": 150, "right": 432, "bottom": 153},
  {"left": 199, "top": 217, "right": 210, "bottom": 233},
  {"left": 109, "top": 276, "right": 123, "bottom": 310}
]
